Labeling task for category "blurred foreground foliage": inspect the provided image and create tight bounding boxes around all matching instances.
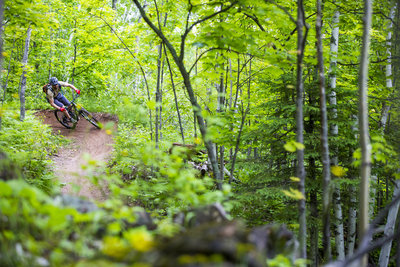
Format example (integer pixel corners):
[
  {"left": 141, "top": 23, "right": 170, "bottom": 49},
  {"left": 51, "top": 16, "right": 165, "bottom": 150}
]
[{"left": 0, "top": 110, "right": 304, "bottom": 266}]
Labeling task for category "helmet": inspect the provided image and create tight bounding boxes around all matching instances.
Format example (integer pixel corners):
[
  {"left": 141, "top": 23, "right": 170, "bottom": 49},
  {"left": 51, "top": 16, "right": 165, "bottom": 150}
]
[{"left": 49, "top": 77, "right": 58, "bottom": 85}]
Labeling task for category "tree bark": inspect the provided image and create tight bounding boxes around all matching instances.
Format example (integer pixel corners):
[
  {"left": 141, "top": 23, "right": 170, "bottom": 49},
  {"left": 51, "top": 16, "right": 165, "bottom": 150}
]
[
  {"left": 296, "top": 0, "right": 309, "bottom": 258},
  {"left": 316, "top": 0, "right": 332, "bottom": 261},
  {"left": 347, "top": 115, "right": 359, "bottom": 256},
  {"left": 358, "top": 0, "right": 373, "bottom": 265},
  {"left": 0, "top": 0, "right": 4, "bottom": 130},
  {"left": 327, "top": 8, "right": 346, "bottom": 260},
  {"left": 230, "top": 105, "right": 249, "bottom": 183},
  {"left": 379, "top": 180, "right": 400, "bottom": 267},
  {"left": 0, "top": 37, "right": 15, "bottom": 131},
  {"left": 164, "top": 44, "right": 185, "bottom": 143},
  {"left": 19, "top": 26, "right": 32, "bottom": 122},
  {"left": 155, "top": 42, "right": 163, "bottom": 148}
]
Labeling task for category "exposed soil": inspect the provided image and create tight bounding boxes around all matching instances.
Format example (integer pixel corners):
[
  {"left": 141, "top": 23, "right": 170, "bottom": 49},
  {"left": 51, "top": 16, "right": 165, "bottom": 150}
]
[{"left": 35, "top": 110, "right": 117, "bottom": 202}]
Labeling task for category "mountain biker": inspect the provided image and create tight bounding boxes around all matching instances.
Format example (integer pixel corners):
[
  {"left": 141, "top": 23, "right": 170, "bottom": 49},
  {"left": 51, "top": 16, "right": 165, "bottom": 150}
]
[{"left": 42, "top": 77, "right": 81, "bottom": 123}]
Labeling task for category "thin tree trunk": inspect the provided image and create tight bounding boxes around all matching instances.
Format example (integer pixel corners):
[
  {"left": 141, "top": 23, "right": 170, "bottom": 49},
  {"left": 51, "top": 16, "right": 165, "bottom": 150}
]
[
  {"left": 0, "top": 0, "right": 4, "bottom": 130},
  {"left": 347, "top": 184, "right": 358, "bottom": 255},
  {"left": 296, "top": 0, "right": 309, "bottom": 258},
  {"left": 233, "top": 58, "right": 240, "bottom": 111},
  {"left": 228, "top": 58, "right": 233, "bottom": 109},
  {"left": 99, "top": 16, "right": 153, "bottom": 139},
  {"left": 19, "top": 26, "right": 32, "bottom": 122},
  {"left": 228, "top": 58, "right": 233, "bottom": 161},
  {"left": 379, "top": 180, "right": 400, "bottom": 267},
  {"left": 217, "top": 63, "right": 226, "bottom": 180},
  {"left": 0, "top": 37, "right": 16, "bottom": 131},
  {"left": 155, "top": 42, "right": 162, "bottom": 148},
  {"left": 316, "top": 0, "right": 332, "bottom": 261},
  {"left": 132, "top": 0, "right": 225, "bottom": 188},
  {"left": 164, "top": 44, "right": 185, "bottom": 143},
  {"left": 358, "top": 0, "right": 373, "bottom": 265},
  {"left": 328, "top": 8, "right": 346, "bottom": 260},
  {"left": 230, "top": 105, "right": 249, "bottom": 183},
  {"left": 380, "top": 6, "right": 395, "bottom": 132},
  {"left": 378, "top": 10, "right": 397, "bottom": 264},
  {"left": 309, "top": 157, "right": 319, "bottom": 267},
  {"left": 347, "top": 115, "right": 359, "bottom": 256},
  {"left": 71, "top": 17, "right": 78, "bottom": 85}
]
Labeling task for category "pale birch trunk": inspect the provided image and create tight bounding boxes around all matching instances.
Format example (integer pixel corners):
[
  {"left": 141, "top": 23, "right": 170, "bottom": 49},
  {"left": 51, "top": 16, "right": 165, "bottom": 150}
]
[
  {"left": 347, "top": 184, "right": 358, "bottom": 255},
  {"left": 296, "top": 0, "right": 308, "bottom": 258},
  {"left": 316, "top": 0, "right": 332, "bottom": 260},
  {"left": 19, "top": 26, "right": 32, "bottom": 122},
  {"left": 380, "top": 6, "right": 395, "bottom": 132},
  {"left": 358, "top": 0, "right": 373, "bottom": 265},
  {"left": 347, "top": 116, "right": 359, "bottom": 256},
  {"left": 217, "top": 69, "right": 225, "bottom": 180},
  {"left": 370, "top": 175, "right": 377, "bottom": 218},
  {"left": 379, "top": 180, "right": 400, "bottom": 267},
  {"left": 378, "top": 9, "right": 398, "bottom": 266},
  {"left": 328, "top": 9, "right": 346, "bottom": 260}
]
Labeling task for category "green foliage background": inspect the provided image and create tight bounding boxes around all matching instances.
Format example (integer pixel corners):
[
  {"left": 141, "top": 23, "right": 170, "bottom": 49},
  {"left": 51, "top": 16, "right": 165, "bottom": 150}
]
[{"left": 1, "top": 0, "right": 400, "bottom": 265}]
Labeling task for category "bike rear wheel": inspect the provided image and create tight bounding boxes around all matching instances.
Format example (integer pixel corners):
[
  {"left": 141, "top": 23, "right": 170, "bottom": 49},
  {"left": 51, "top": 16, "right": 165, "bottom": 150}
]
[
  {"left": 79, "top": 108, "right": 101, "bottom": 129},
  {"left": 55, "top": 106, "right": 79, "bottom": 129}
]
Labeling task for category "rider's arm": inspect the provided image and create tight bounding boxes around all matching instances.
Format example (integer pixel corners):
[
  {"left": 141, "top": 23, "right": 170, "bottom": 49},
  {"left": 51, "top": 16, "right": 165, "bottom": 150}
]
[
  {"left": 48, "top": 97, "right": 63, "bottom": 110},
  {"left": 59, "top": 81, "right": 80, "bottom": 94}
]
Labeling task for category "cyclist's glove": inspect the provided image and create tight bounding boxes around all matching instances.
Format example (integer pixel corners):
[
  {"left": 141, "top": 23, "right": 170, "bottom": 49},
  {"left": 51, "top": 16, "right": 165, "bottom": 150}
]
[
  {"left": 76, "top": 90, "right": 81, "bottom": 95},
  {"left": 60, "top": 107, "right": 66, "bottom": 112}
]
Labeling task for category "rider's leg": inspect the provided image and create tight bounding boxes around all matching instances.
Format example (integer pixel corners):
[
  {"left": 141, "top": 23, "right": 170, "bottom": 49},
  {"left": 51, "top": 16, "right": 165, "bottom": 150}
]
[
  {"left": 53, "top": 99, "right": 71, "bottom": 119},
  {"left": 55, "top": 94, "right": 72, "bottom": 119}
]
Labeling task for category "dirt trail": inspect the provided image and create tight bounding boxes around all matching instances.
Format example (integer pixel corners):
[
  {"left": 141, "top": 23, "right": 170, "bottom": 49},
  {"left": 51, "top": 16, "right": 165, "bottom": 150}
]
[{"left": 35, "top": 110, "right": 117, "bottom": 201}]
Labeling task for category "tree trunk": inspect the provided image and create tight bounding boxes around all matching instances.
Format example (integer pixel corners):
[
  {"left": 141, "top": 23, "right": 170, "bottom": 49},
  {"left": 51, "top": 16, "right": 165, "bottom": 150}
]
[
  {"left": 1, "top": 37, "right": 15, "bottom": 131},
  {"left": 132, "top": 0, "right": 223, "bottom": 188},
  {"left": 347, "top": 115, "right": 359, "bottom": 256},
  {"left": 230, "top": 105, "right": 249, "bottom": 183},
  {"left": 19, "top": 26, "right": 32, "bottom": 122},
  {"left": 296, "top": 0, "right": 309, "bottom": 258},
  {"left": 164, "top": 44, "right": 185, "bottom": 143},
  {"left": 379, "top": 180, "right": 400, "bottom": 267},
  {"left": 0, "top": 0, "right": 4, "bottom": 130},
  {"left": 309, "top": 157, "right": 319, "bottom": 267},
  {"left": 328, "top": 9, "right": 346, "bottom": 260},
  {"left": 347, "top": 184, "right": 358, "bottom": 255},
  {"left": 316, "top": 0, "right": 332, "bottom": 261},
  {"left": 155, "top": 42, "right": 163, "bottom": 148},
  {"left": 358, "top": 0, "right": 373, "bottom": 265},
  {"left": 112, "top": 0, "right": 117, "bottom": 9}
]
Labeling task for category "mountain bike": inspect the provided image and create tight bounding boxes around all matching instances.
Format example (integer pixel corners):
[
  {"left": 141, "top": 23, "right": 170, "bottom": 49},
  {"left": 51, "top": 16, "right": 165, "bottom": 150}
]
[{"left": 54, "top": 93, "right": 101, "bottom": 129}]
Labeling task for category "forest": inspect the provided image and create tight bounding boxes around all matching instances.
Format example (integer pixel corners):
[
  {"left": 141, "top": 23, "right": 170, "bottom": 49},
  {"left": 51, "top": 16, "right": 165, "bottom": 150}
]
[{"left": 1, "top": 0, "right": 400, "bottom": 266}]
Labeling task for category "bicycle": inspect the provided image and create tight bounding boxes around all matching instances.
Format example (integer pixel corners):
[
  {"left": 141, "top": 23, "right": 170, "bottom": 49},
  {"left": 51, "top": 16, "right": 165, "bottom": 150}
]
[{"left": 54, "top": 93, "right": 101, "bottom": 129}]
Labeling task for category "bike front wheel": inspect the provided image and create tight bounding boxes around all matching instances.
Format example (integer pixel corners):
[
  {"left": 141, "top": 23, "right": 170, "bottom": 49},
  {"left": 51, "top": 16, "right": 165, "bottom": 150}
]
[
  {"left": 55, "top": 106, "right": 79, "bottom": 129},
  {"left": 79, "top": 108, "right": 101, "bottom": 129}
]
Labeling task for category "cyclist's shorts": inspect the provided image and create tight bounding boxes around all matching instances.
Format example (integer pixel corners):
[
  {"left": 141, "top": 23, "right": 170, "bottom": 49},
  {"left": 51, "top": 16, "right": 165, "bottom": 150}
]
[{"left": 53, "top": 93, "right": 71, "bottom": 108}]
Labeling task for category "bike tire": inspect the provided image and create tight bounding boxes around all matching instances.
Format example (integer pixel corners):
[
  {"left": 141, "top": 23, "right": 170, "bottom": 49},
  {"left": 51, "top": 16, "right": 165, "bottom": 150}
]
[
  {"left": 80, "top": 108, "right": 101, "bottom": 129},
  {"left": 54, "top": 106, "right": 79, "bottom": 129}
]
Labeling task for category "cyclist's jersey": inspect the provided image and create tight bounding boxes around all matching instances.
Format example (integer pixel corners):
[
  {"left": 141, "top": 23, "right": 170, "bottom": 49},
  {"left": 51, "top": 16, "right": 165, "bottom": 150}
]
[{"left": 44, "top": 81, "right": 69, "bottom": 101}]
